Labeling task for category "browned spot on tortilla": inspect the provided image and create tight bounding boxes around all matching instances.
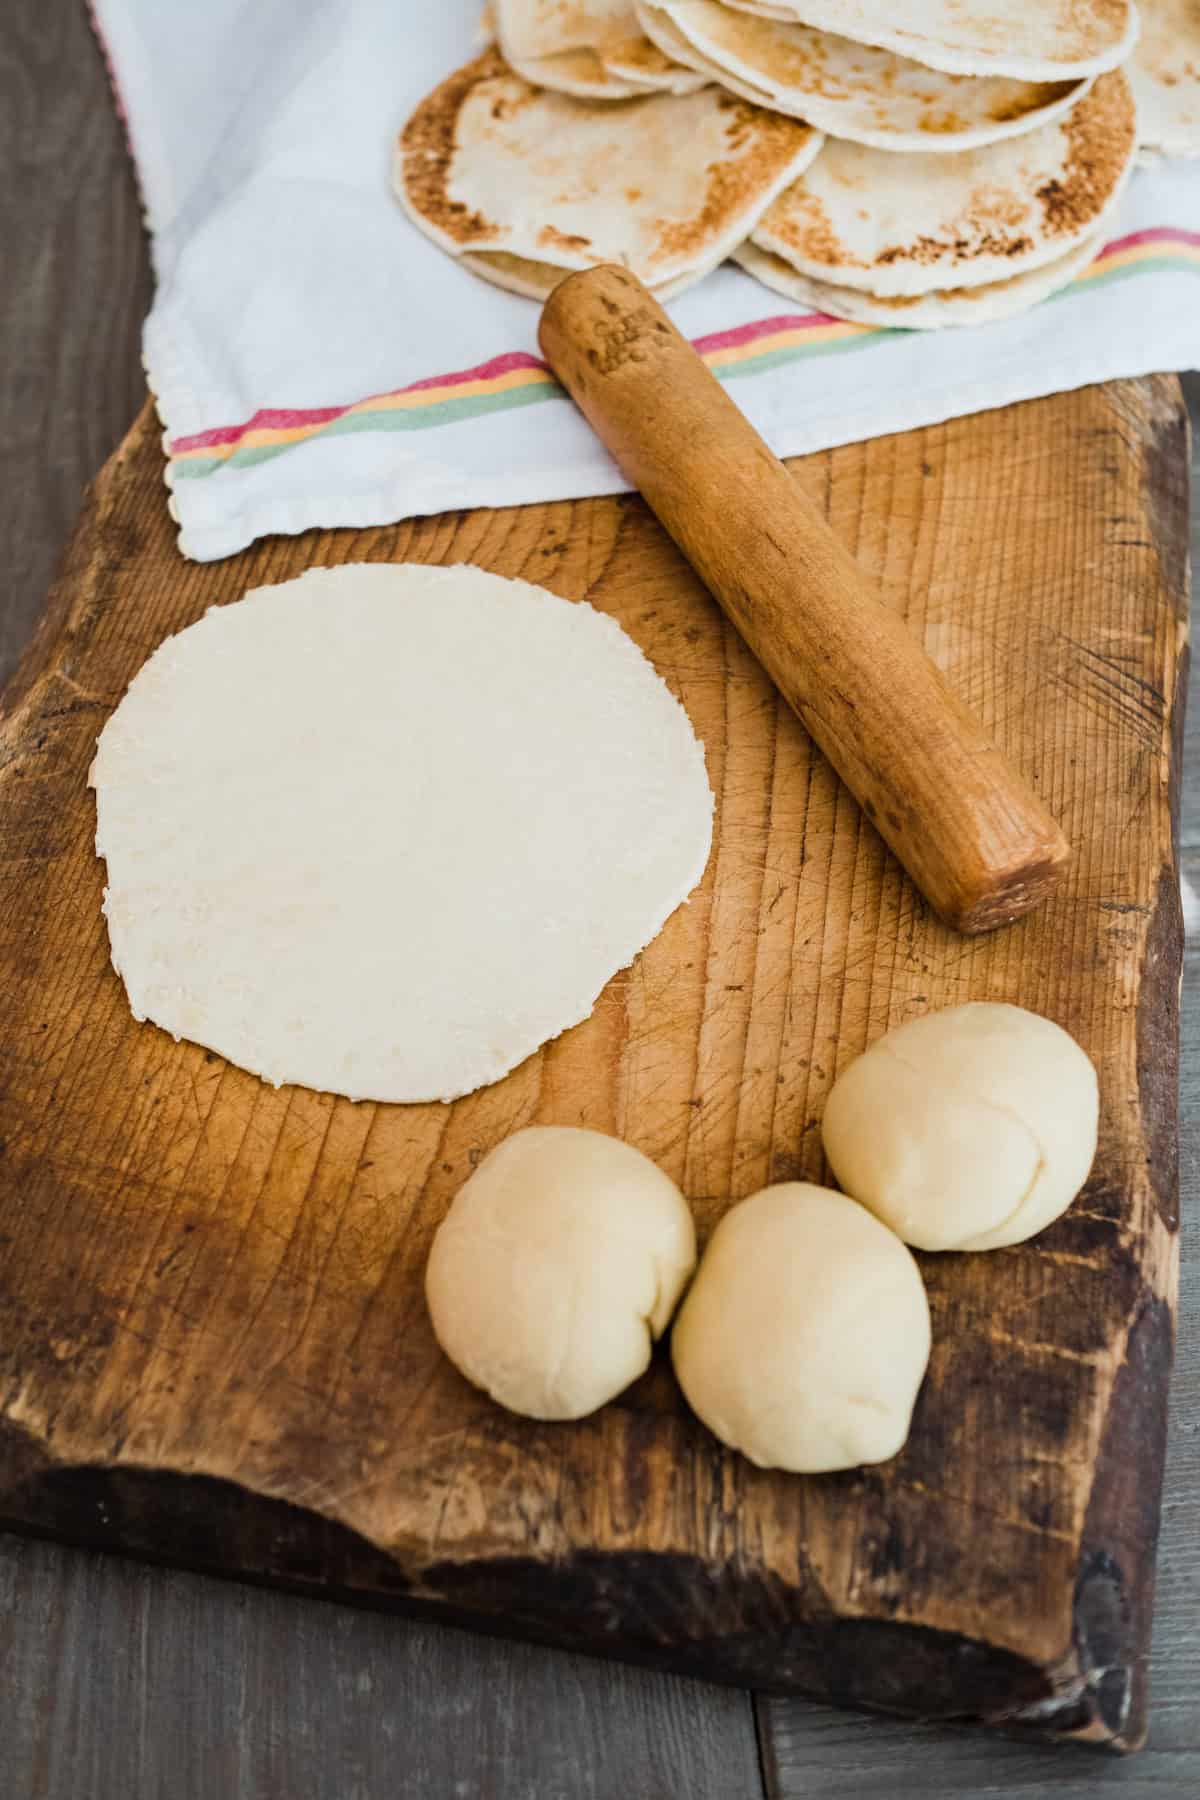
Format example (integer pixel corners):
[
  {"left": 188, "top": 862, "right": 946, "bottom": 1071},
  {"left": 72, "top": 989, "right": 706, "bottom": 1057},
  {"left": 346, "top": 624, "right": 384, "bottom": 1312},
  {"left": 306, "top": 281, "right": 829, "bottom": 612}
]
[
  {"left": 716, "top": 90, "right": 754, "bottom": 152},
  {"left": 1036, "top": 69, "right": 1135, "bottom": 239},
  {"left": 539, "top": 225, "right": 592, "bottom": 254},
  {"left": 765, "top": 185, "right": 843, "bottom": 267},
  {"left": 915, "top": 111, "right": 970, "bottom": 136},
  {"left": 876, "top": 228, "right": 1033, "bottom": 268},
  {"left": 873, "top": 182, "right": 1032, "bottom": 267},
  {"left": 398, "top": 49, "right": 511, "bottom": 248},
  {"left": 489, "top": 90, "right": 540, "bottom": 121},
  {"left": 653, "top": 98, "right": 815, "bottom": 262},
  {"left": 604, "top": 34, "right": 682, "bottom": 80}
]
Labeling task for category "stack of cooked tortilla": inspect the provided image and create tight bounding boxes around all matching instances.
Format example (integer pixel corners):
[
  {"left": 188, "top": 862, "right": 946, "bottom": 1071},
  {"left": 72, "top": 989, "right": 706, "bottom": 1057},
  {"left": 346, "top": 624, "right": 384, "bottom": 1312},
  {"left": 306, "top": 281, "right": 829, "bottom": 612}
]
[{"left": 395, "top": 2, "right": 1198, "bottom": 329}]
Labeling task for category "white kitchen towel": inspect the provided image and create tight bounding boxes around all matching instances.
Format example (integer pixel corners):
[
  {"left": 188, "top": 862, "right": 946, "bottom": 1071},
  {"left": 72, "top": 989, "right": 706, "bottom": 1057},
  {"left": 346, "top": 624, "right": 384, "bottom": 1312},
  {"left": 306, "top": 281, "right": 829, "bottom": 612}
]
[{"left": 91, "top": 0, "right": 1200, "bottom": 564}]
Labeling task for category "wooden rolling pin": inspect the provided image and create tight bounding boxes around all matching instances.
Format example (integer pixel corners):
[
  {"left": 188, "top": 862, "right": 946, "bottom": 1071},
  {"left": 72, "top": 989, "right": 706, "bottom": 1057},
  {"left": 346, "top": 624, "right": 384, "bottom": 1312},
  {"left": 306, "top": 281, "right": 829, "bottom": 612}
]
[{"left": 538, "top": 266, "right": 1070, "bottom": 935}]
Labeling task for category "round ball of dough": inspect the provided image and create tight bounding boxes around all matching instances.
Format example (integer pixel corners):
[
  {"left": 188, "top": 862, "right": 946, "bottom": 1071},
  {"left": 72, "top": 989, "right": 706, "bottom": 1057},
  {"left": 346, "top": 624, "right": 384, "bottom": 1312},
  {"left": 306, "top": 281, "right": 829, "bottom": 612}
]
[
  {"left": 671, "top": 1183, "right": 930, "bottom": 1473},
  {"left": 822, "top": 1003, "right": 1098, "bottom": 1253},
  {"left": 425, "top": 1126, "right": 696, "bottom": 1421}
]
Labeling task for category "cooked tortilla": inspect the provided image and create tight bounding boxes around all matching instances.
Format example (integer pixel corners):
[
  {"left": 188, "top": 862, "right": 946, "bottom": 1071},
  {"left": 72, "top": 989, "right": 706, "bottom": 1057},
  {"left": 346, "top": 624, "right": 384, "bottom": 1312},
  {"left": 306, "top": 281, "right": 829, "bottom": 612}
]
[
  {"left": 718, "top": 0, "right": 1137, "bottom": 82},
  {"left": 734, "top": 230, "right": 1105, "bottom": 327},
  {"left": 396, "top": 50, "right": 821, "bottom": 291},
  {"left": 1129, "top": 0, "right": 1200, "bottom": 158},
  {"left": 638, "top": 0, "right": 1090, "bottom": 152},
  {"left": 752, "top": 70, "right": 1135, "bottom": 297},
  {"left": 495, "top": 0, "right": 706, "bottom": 95}
]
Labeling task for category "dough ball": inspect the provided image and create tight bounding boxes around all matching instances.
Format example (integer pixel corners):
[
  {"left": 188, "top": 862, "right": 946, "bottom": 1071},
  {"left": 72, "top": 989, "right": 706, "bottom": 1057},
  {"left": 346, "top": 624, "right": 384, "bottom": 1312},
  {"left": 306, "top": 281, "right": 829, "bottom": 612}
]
[
  {"left": 822, "top": 1003, "right": 1098, "bottom": 1252},
  {"left": 425, "top": 1126, "right": 696, "bottom": 1421},
  {"left": 671, "top": 1183, "right": 930, "bottom": 1473}
]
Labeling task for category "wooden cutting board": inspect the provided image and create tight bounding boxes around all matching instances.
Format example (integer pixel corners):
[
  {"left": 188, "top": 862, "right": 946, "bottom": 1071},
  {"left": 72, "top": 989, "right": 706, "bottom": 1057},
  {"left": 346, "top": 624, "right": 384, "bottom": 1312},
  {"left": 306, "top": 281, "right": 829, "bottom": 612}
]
[{"left": 0, "top": 379, "right": 1188, "bottom": 1750}]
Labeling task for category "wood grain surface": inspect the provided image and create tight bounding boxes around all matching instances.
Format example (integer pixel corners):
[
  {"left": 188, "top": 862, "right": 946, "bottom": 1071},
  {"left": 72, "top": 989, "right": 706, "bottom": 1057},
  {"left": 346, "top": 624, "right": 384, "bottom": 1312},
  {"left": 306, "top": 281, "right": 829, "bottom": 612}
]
[
  {"left": 0, "top": 0, "right": 151, "bottom": 692},
  {"left": 0, "top": 1530, "right": 763, "bottom": 1800},
  {"left": 0, "top": 5, "right": 1196, "bottom": 1795},
  {"left": 0, "top": 371, "right": 1187, "bottom": 1750}
]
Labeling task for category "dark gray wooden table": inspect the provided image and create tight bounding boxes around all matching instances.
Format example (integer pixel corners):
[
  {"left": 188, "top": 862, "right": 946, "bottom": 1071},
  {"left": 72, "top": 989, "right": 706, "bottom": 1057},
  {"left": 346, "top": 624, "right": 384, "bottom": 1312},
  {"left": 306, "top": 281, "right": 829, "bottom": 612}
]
[{"left": 1, "top": 6, "right": 1196, "bottom": 1794}]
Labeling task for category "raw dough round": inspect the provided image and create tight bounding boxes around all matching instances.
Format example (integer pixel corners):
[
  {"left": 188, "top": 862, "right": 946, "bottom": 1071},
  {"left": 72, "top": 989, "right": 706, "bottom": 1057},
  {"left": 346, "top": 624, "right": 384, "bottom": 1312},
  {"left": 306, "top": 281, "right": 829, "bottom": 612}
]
[
  {"left": 671, "top": 1182, "right": 930, "bottom": 1472},
  {"left": 426, "top": 1126, "right": 697, "bottom": 1420},
  {"left": 821, "top": 1003, "right": 1099, "bottom": 1252},
  {"left": 89, "top": 563, "right": 713, "bottom": 1104}
]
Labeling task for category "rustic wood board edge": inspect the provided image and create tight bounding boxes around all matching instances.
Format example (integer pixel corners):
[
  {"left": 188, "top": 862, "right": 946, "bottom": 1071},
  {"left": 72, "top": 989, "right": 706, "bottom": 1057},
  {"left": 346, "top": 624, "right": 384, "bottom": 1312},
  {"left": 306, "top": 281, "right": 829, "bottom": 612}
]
[{"left": 0, "top": 382, "right": 1188, "bottom": 1751}]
